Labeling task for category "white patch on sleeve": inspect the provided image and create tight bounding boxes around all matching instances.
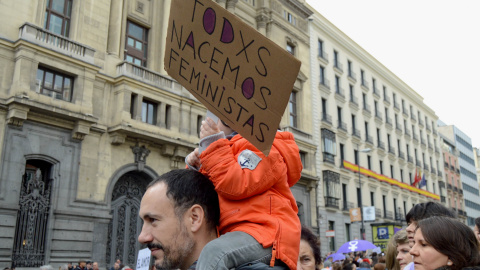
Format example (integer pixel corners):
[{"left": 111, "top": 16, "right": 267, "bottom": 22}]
[{"left": 238, "top": 150, "right": 262, "bottom": 170}]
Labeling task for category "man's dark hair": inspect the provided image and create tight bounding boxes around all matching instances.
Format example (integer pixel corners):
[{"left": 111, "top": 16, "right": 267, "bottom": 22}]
[
  {"left": 359, "top": 262, "right": 370, "bottom": 268},
  {"left": 405, "top": 201, "right": 456, "bottom": 223},
  {"left": 301, "top": 226, "right": 321, "bottom": 265},
  {"left": 343, "top": 263, "right": 356, "bottom": 270},
  {"left": 475, "top": 216, "right": 480, "bottom": 229},
  {"left": 147, "top": 169, "right": 220, "bottom": 229},
  {"left": 418, "top": 216, "right": 480, "bottom": 270}
]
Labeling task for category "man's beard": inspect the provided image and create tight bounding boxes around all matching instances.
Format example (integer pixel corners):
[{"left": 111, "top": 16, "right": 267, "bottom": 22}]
[{"left": 149, "top": 225, "right": 195, "bottom": 270}]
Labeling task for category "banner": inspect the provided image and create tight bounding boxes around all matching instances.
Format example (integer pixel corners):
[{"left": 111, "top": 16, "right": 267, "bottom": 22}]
[
  {"left": 136, "top": 248, "right": 151, "bottom": 270},
  {"left": 350, "top": 207, "right": 362, "bottom": 222},
  {"left": 363, "top": 206, "right": 376, "bottom": 221},
  {"left": 164, "top": 0, "right": 301, "bottom": 155}
]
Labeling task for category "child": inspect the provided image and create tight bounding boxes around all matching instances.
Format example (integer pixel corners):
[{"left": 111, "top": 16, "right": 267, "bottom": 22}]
[{"left": 186, "top": 115, "right": 303, "bottom": 269}]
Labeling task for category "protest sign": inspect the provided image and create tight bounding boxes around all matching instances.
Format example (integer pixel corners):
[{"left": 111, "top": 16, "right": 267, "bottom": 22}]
[
  {"left": 164, "top": 0, "right": 301, "bottom": 155},
  {"left": 136, "top": 248, "right": 151, "bottom": 270}
]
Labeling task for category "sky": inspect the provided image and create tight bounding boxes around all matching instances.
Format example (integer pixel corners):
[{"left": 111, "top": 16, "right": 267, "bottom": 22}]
[{"left": 305, "top": 0, "right": 480, "bottom": 148}]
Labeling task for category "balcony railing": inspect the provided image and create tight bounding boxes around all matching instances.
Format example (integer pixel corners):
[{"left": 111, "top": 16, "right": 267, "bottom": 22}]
[
  {"left": 363, "top": 104, "right": 371, "bottom": 114},
  {"left": 378, "top": 141, "right": 385, "bottom": 150},
  {"left": 19, "top": 23, "right": 95, "bottom": 64},
  {"left": 361, "top": 80, "right": 370, "bottom": 90},
  {"left": 366, "top": 135, "right": 374, "bottom": 144},
  {"left": 338, "top": 121, "right": 348, "bottom": 132},
  {"left": 334, "top": 61, "right": 344, "bottom": 72},
  {"left": 352, "top": 129, "right": 361, "bottom": 139},
  {"left": 325, "top": 197, "right": 339, "bottom": 209},
  {"left": 342, "top": 201, "right": 355, "bottom": 211},
  {"left": 350, "top": 96, "right": 358, "bottom": 106},
  {"left": 385, "top": 210, "right": 394, "bottom": 220},
  {"left": 399, "top": 151, "right": 405, "bottom": 159},
  {"left": 416, "top": 159, "right": 422, "bottom": 167},
  {"left": 441, "top": 196, "right": 446, "bottom": 203},
  {"left": 394, "top": 101, "right": 400, "bottom": 110},
  {"left": 375, "top": 208, "right": 382, "bottom": 218},
  {"left": 117, "top": 62, "right": 183, "bottom": 92},
  {"left": 407, "top": 155, "right": 413, "bottom": 163},
  {"left": 319, "top": 79, "right": 331, "bottom": 90},
  {"left": 388, "top": 146, "right": 396, "bottom": 155},
  {"left": 348, "top": 70, "right": 357, "bottom": 81},
  {"left": 322, "top": 113, "right": 332, "bottom": 125},
  {"left": 318, "top": 51, "right": 329, "bottom": 63},
  {"left": 375, "top": 111, "right": 383, "bottom": 121}
]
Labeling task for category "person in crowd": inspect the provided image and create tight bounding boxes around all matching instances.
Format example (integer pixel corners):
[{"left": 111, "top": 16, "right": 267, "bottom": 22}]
[
  {"left": 385, "top": 229, "right": 412, "bottom": 270},
  {"left": 343, "top": 262, "right": 357, "bottom": 270},
  {"left": 405, "top": 202, "right": 456, "bottom": 246},
  {"left": 86, "top": 262, "right": 93, "bottom": 270},
  {"left": 137, "top": 169, "right": 220, "bottom": 270},
  {"left": 474, "top": 217, "right": 480, "bottom": 244},
  {"left": 332, "top": 262, "right": 342, "bottom": 270},
  {"left": 67, "top": 263, "right": 74, "bottom": 270},
  {"left": 186, "top": 114, "right": 303, "bottom": 269},
  {"left": 410, "top": 216, "right": 480, "bottom": 270},
  {"left": 39, "top": 266, "right": 54, "bottom": 270},
  {"left": 374, "top": 263, "right": 386, "bottom": 270},
  {"left": 297, "top": 226, "right": 322, "bottom": 270},
  {"left": 324, "top": 257, "right": 334, "bottom": 268},
  {"left": 357, "top": 261, "right": 371, "bottom": 270},
  {"left": 109, "top": 263, "right": 119, "bottom": 270},
  {"left": 74, "top": 261, "right": 86, "bottom": 270},
  {"left": 371, "top": 252, "right": 379, "bottom": 266},
  {"left": 92, "top": 262, "right": 99, "bottom": 270}
]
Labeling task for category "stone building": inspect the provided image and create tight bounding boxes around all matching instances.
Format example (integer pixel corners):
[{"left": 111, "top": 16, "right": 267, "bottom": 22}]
[
  {"left": 307, "top": 6, "right": 446, "bottom": 254},
  {"left": 0, "top": 0, "right": 316, "bottom": 268}
]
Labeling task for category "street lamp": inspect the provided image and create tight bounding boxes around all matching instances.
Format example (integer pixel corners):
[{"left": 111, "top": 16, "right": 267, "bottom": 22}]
[{"left": 357, "top": 144, "right": 371, "bottom": 240}]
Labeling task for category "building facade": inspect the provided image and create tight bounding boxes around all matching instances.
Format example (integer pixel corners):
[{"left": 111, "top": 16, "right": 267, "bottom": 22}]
[
  {"left": 438, "top": 124, "right": 480, "bottom": 226},
  {"left": 438, "top": 132, "right": 467, "bottom": 223},
  {"left": 0, "top": 0, "right": 317, "bottom": 268},
  {"left": 308, "top": 6, "right": 446, "bottom": 254}
]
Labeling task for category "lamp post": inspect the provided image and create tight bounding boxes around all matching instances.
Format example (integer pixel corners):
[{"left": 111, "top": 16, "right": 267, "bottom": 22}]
[{"left": 357, "top": 144, "right": 371, "bottom": 240}]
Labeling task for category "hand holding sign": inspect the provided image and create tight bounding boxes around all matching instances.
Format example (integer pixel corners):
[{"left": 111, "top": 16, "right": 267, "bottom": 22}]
[{"left": 164, "top": 0, "right": 301, "bottom": 155}]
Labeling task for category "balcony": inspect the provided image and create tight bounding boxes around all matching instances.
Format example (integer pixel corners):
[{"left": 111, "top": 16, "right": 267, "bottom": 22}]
[
  {"left": 385, "top": 210, "right": 394, "bottom": 220},
  {"left": 375, "top": 208, "right": 382, "bottom": 218},
  {"left": 411, "top": 113, "right": 416, "bottom": 121},
  {"left": 342, "top": 201, "right": 355, "bottom": 211},
  {"left": 322, "top": 113, "right": 332, "bottom": 125},
  {"left": 373, "top": 88, "right": 381, "bottom": 98},
  {"left": 388, "top": 146, "right": 396, "bottom": 155},
  {"left": 386, "top": 117, "right": 393, "bottom": 128},
  {"left": 384, "top": 95, "right": 391, "bottom": 104},
  {"left": 435, "top": 146, "right": 440, "bottom": 154},
  {"left": 350, "top": 96, "right": 359, "bottom": 106},
  {"left": 437, "top": 170, "right": 443, "bottom": 177},
  {"left": 404, "top": 128, "right": 411, "bottom": 138},
  {"left": 363, "top": 104, "right": 371, "bottom": 115},
  {"left": 426, "top": 123, "right": 431, "bottom": 132},
  {"left": 413, "top": 134, "right": 419, "bottom": 143},
  {"left": 395, "top": 212, "right": 405, "bottom": 221},
  {"left": 407, "top": 155, "right": 413, "bottom": 163},
  {"left": 394, "top": 101, "right": 400, "bottom": 111},
  {"left": 423, "top": 164, "right": 429, "bottom": 171},
  {"left": 334, "top": 61, "right": 344, "bottom": 73},
  {"left": 361, "top": 80, "right": 370, "bottom": 90},
  {"left": 19, "top": 22, "right": 95, "bottom": 65},
  {"left": 319, "top": 79, "right": 331, "bottom": 92},
  {"left": 366, "top": 135, "right": 374, "bottom": 145},
  {"left": 396, "top": 125, "right": 403, "bottom": 133},
  {"left": 399, "top": 151, "right": 405, "bottom": 160},
  {"left": 325, "top": 197, "right": 339, "bottom": 209},
  {"left": 117, "top": 62, "right": 183, "bottom": 92},
  {"left": 416, "top": 159, "right": 422, "bottom": 167},
  {"left": 348, "top": 70, "right": 357, "bottom": 82},
  {"left": 352, "top": 128, "right": 361, "bottom": 139},
  {"left": 335, "top": 87, "right": 345, "bottom": 99},
  {"left": 318, "top": 51, "right": 329, "bottom": 64},
  {"left": 447, "top": 183, "right": 452, "bottom": 190},
  {"left": 338, "top": 121, "right": 348, "bottom": 132},
  {"left": 421, "top": 138, "right": 426, "bottom": 146},
  {"left": 375, "top": 111, "right": 383, "bottom": 121},
  {"left": 440, "top": 196, "right": 446, "bottom": 203},
  {"left": 378, "top": 141, "right": 385, "bottom": 150},
  {"left": 439, "top": 181, "right": 445, "bottom": 189},
  {"left": 418, "top": 118, "right": 424, "bottom": 127},
  {"left": 430, "top": 167, "right": 436, "bottom": 174},
  {"left": 402, "top": 108, "right": 409, "bottom": 117}
]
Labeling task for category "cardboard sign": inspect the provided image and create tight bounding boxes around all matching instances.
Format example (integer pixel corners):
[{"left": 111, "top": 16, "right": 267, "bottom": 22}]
[
  {"left": 136, "top": 248, "right": 151, "bottom": 270},
  {"left": 349, "top": 208, "right": 362, "bottom": 222},
  {"left": 164, "top": 0, "right": 301, "bottom": 155}
]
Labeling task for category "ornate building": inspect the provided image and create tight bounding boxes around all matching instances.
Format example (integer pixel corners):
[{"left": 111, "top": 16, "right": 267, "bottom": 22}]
[
  {"left": 307, "top": 5, "right": 446, "bottom": 254},
  {"left": 0, "top": 0, "right": 316, "bottom": 268}
]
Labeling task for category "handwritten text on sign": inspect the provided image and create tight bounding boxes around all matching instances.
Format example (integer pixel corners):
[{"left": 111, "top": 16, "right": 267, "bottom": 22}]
[{"left": 164, "top": 0, "right": 301, "bottom": 155}]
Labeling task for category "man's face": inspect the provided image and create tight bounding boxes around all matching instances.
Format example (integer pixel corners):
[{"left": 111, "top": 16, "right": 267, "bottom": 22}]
[
  {"left": 138, "top": 182, "right": 195, "bottom": 270},
  {"left": 113, "top": 263, "right": 119, "bottom": 270},
  {"left": 86, "top": 263, "right": 92, "bottom": 269},
  {"left": 79, "top": 262, "right": 86, "bottom": 269},
  {"left": 92, "top": 263, "right": 98, "bottom": 270},
  {"left": 405, "top": 220, "right": 417, "bottom": 247}
]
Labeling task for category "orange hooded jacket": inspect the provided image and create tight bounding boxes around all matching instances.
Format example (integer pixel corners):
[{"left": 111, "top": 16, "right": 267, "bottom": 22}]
[{"left": 199, "top": 131, "right": 303, "bottom": 270}]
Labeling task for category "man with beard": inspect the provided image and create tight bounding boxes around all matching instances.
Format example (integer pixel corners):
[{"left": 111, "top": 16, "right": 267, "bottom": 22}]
[{"left": 138, "top": 169, "right": 220, "bottom": 270}]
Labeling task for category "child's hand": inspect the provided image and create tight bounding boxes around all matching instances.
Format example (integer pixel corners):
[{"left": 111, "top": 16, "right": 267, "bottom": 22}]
[
  {"left": 200, "top": 117, "right": 221, "bottom": 139},
  {"left": 186, "top": 148, "right": 201, "bottom": 168}
]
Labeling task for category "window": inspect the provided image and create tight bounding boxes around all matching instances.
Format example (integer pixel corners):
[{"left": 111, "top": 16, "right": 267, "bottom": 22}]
[
  {"left": 367, "top": 155, "right": 371, "bottom": 170},
  {"left": 318, "top": 39, "right": 324, "bottom": 58},
  {"left": 345, "top": 223, "right": 351, "bottom": 241},
  {"left": 340, "top": 143, "right": 345, "bottom": 166},
  {"left": 165, "top": 104, "right": 171, "bottom": 129},
  {"left": 36, "top": 66, "right": 73, "bottom": 101},
  {"left": 379, "top": 160, "right": 383, "bottom": 175},
  {"left": 130, "top": 93, "right": 137, "bottom": 117},
  {"left": 351, "top": 114, "right": 356, "bottom": 131},
  {"left": 349, "top": 85, "right": 355, "bottom": 102},
  {"left": 44, "top": 0, "right": 72, "bottom": 37},
  {"left": 361, "top": 69, "right": 365, "bottom": 85},
  {"left": 321, "top": 98, "right": 327, "bottom": 118},
  {"left": 335, "top": 76, "right": 341, "bottom": 93},
  {"left": 365, "top": 121, "right": 369, "bottom": 138},
  {"left": 289, "top": 91, "right": 297, "bottom": 127},
  {"left": 382, "top": 195, "right": 387, "bottom": 217},
  {"left": 334, "top": 50, "right": 339, "bottom": 68},
  {"left": 322, "top": 129, "right": 337, "bottom": 163},
  {"left": 286, "top": 42, "right": 295, "bottom": 55},
  {"left": 390, "top": 165, "right": 394, "bottom": 178},
  {"left": 141, "top": 99, "right": 157, "bottom": 124},
  {"left": 337, "top": 107, "right": 343, "bottom": 126},
  {"left": 342, "top": 184, "right": 347, "bottom": 209},
  {"left": 328, "top": 220, "right": 335, "bottom": 251},
  {"left": 348, "top": 60, "right": 353, "bottom": 77},
  {"left": 354, "top": 150, "right": 358, "bottom": 165},
  {"left": 370, "top": 191, "right": 375, "bottom": 206},
  {"left": 125, "top": 21, "right": 148, "bottom": 67},
  {"left": 319, "top": 66, "right": 326, "bottom": 85},
  {"left": 300, "top": 151, "right": 306, "bottom": 168},
  {"left": 356, "top": 188, "right": 361, "bottom": 207}
]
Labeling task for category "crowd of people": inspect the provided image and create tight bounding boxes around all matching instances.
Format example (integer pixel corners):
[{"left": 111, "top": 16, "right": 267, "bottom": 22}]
[{"left": 12, "top": 113, "right": 480, "bottom": 270}]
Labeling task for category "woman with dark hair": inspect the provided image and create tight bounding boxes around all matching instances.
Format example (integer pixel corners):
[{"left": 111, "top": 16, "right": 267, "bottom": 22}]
[
  {"left": 297, "top": 226, "right": 322, "bottom": 270},
  {"left": 474, "top": 217, "right": 480, "bottom": 244},
  {"left": 410, "top": 216, "right": 480, "bottom": 270}
]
